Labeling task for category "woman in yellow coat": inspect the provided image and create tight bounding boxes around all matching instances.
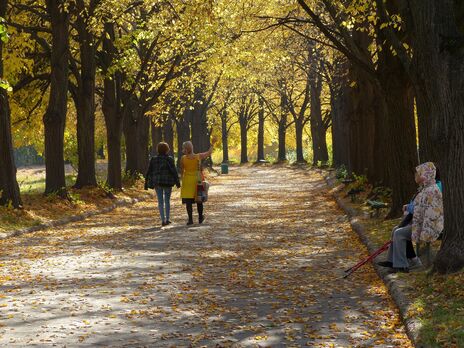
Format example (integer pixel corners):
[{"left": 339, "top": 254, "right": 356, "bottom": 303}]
[{"left": 180, "top": 141, "right": 213, "bottom": 225}]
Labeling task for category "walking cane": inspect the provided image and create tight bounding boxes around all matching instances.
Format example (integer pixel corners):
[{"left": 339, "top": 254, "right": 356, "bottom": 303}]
[{"left": 343, "top": 240, "right": 392, "bottom": 278}]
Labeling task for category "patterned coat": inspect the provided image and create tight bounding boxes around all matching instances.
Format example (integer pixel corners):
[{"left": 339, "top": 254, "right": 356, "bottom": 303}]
[
  {"left": 412, "top": 162, "right": 444, "bottom": 243},
  {"left": 144, "top": 155, "right": 180, "bottom": 189}
]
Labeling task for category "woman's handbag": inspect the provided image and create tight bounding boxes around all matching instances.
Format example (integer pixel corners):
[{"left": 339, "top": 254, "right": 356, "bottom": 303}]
[{"left": 196, "top": 156, "right": 209, "bottom": 203}]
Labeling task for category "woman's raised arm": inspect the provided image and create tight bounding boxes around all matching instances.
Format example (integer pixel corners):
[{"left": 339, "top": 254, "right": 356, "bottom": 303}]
[{"left": 199, "top": 146, "right": 213, "bottom": 160}]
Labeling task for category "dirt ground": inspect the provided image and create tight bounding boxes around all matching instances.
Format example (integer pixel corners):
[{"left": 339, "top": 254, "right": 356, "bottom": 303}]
[{"left": 0, "top": 166, "right": 411, "bottom": 347}]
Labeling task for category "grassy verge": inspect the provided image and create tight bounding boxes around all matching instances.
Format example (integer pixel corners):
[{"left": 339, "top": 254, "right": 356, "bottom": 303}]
[
  {"left": 1, "top": 164, "right": 150, "bottom": 234},
  {"left": 332, "top": 175, "right": 464, "bottom": 347}
]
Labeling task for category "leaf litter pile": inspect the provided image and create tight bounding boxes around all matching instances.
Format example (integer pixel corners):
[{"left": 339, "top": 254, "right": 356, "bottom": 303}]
[{"left": 0, "top": 166, "right": 411, "bottom": 347}]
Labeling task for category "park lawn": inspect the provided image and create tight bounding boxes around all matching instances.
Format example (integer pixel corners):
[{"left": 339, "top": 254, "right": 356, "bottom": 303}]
[{"left": 336, "top": 179, "right": 464, "bottom": 347}]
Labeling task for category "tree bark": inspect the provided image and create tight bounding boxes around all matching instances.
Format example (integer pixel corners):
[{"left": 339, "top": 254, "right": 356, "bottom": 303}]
[
  {"left": 221, "top": 109, "right": 229, "bottom": 163},
  {"left": 190, "top": 93, "right": 210, "bottom": 154},
  {"left": 73, "top": 2, "right": 97, "bottom": 188},
  {"left": 346, "top": 60, "right": 385, "bottom": 185},
  {"left": 330, "top": 81, "right": 351, "bottom": 168},
  {"left": 163, "top": 117, "right": 174, "bottom": 155},
  {"left": 43, "top": 0, "right": 69, "bottom": 196},
  {"left": 256, "top": 98, "right": 265, "bottom": 162},
  {"left": 239, "top": 115, "right": 248, "bottom": 164},
  {"left": 376, "top": 36, "right": 418, "bottom": 218},
  {"left": 405, "top": 0, "right": 464, "bottom": 273},
  {"left": 416, "top": 93, "right": 439, "bottom": 163},
  {"left": 277, "top": 119, "right": 287, "bottom": 162},
  {"left": 176, "top": 108, "right": 191, "bottom": 166},
  {"left": 101, "top": 23, "right": 123, "bottom": 190},
  {"left": 151, "top": 122, "right": 162, "bottom": 156},
  {"left": 123, "top": 97, "right": 149, "bottom": 176},
  {"left": 277, "top": 95, "right": 288, "bottom": 162},
  {"left": 310, "top": 75, "right": 328, "bottom": 166},
  {"left": 294, "top": 118, "right": 305, "bottom": 163},
  {"left": 0, "top": 0, "right": 21, "bottom": 207}
]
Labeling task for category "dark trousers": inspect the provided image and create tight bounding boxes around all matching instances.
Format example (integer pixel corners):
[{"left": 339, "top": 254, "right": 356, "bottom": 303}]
[
  {"left": 186, "top": 202, "right": 203, "bottom": 222},
  {"left": 399, "top": 214, "right": 416, "bottom": 259},
  {"left": 406, "top": 240, "right": 416, "bottom": 258}
]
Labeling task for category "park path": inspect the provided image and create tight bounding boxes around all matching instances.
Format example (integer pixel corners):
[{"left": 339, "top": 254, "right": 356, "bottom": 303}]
[{"left": 0, "top": 166, "right": 411, "bottom": 347}]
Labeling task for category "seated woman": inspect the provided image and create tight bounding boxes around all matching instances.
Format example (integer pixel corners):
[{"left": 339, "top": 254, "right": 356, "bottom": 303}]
[
  {"left": 404, "top": 164, "right": 442, "bottom": 267},
  {"left": 378, "top": 162, "right": 444, "bottom": 272}
]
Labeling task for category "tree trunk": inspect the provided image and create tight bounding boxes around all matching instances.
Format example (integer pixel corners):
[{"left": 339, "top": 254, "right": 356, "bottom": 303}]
[
  {"left": 43, "top": 0, "right": 69, "bottom": 196},
  {"left": 176, "top": 108, "right": 191, "bottom": 166},
  {"left": 277, "top": 95, "right": 287, "bottom": 162},
  {"left": 277, "top": 117, "right": 287, "bottom": 162},
  {"left": 406, "top": 0, "right": 464, "bottom": 273},
  {"left": 294, "top": 118, "right": 305, "bottom": 163},
  {"left": 256, "top": 98, "right": 265, "bottom": 162},
  {"left": 346, "top": 61, "right": 386, "bottom": 185},
  {"left": 376, "top": 38, "right": 418, "bottom": 218},
  {"left": 239, "top": 117, "right": 248, "bottom": 164},
  {"left": 151, "top": 122, "right": 162, "bottom": 155},
  {"left": 330, "top": 81, "right": 351, "bottom": 168},
  {"left": 137, "top": 115, "right": 150, "bottom": 174},
  {"left": 0, "top": 0, "right": 21, "bottom": 207},
  {"left": 221, "top": 109, "right": 229, "bottom": 163},
  {"left": 163, "top": 117, "right": 174, "bottom": 155},
  {"left": 101, "top": 23, "right": 123, "bottom": 190},
  {"left": 415, "top": 93, "right": 440, "bottom": 163},
  {"left": 123, "top": 97, "right": 149, "bottom": 176},
  {"left": 190, "top": 88, "right": 210, "bottom": 153},
  {"left": 103, "top": 77, "right": 123, "bottom": 190},
  {"left": 310, "top": 76, "right": 328, "bottom": 166},
  {"left": 73, "top": 12, "right": 97, "bottom": 188}
]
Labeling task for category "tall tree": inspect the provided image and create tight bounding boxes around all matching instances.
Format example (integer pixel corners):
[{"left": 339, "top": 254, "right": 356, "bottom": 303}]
[
  {"left": 43, "top": 0, "right": 70, "bottom": 196},
  {"left": 68, "top": 0, "right": 101, "bottom": 188},
  {"left": 0, "top": 0, "right": 21, "bottom": 208},
  {"left": 294, "top": 0, "right": 417, "bottom": 216},
  {"left": 256, "top": 96, "right": 266, "bottom": 162},
  {"left": 101, "top": 22, "right": 124, "bottom": 190},
  {"left": 151, "top": 121, "right": 162, "bottom": 155},
  {"left": 309, "top": 66, "right": 329, "bottom": 166},
  {"left": 377, "top": 0, "right": 464, "bottom": 273},
  {"left": 235, "top": 93, "right": 258, "bottom": 164}
]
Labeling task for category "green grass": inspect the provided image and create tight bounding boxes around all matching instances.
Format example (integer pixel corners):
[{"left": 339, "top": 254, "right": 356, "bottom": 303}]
[
  {"left": 332, "top": 171, "right": 464, "bottom": 347},
  {"left": 17, "top": 174, "right": 77, "bottom": 194},
  {"left": 413, "top": 273, "right": 464, "bottom": 347}
]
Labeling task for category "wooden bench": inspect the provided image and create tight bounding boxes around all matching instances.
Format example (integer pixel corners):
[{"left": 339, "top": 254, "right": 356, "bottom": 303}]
[
  {"left": 416, "top": 232, "right": 443, "bottom": 267},
  {"left": 341, "top": 178, "right": 355, "bottom": 184},
  {"left": 367, "top": 199, "right": 388, "bottom": 217}
]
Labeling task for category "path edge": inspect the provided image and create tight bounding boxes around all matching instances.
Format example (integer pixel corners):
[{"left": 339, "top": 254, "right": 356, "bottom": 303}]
[
  {"left": 324, "top": 173, "right": 422, "bottom": 347},
  {"left": 0, "top": 195, "right": 150, "bottom": 241}
]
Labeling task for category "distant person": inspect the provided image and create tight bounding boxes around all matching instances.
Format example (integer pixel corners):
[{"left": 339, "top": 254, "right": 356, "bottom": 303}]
[
  {"left": 144, "top": 142, "right": 180, "bottom": 226},
  {"left": 378, "top": 162, "right": 444, "bottom": 272},
  {"left": 180, "top": 141, "right": 213, "bottom": 225}
]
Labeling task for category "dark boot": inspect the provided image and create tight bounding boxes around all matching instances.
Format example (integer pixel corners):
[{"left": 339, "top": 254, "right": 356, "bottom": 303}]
[
  {"left": 197, "top": 203, "right": 204, "bottom": 224},
  {"left": 186, "top": 203, "right": 193, "bottom": 225}
]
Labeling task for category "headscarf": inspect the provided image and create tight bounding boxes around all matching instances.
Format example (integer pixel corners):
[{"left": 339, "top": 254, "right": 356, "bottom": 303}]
[{"left": 416, "top": 162, "right": 436, "bottom": 187}]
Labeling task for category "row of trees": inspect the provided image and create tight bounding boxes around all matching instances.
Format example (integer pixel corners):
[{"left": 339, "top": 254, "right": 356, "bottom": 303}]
[
  {"left": 0, "top": 0, "right": 332, "bottom": 205},
  {"left": 284, "top": 0, "right": 464, "bottom": 274},
  {"left": 0, "top": 0, "right": 463, "bottom": 273}
]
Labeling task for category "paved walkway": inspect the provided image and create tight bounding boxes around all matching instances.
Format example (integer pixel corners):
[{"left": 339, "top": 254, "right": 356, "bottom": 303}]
[{"left": 0, "top": 166, "right": 411, "bottom": 347}]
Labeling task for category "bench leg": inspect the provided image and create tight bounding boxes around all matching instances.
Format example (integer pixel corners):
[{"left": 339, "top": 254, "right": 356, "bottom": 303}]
[{"left": 416, "top": 242, "right": 432, "bottom": 267}]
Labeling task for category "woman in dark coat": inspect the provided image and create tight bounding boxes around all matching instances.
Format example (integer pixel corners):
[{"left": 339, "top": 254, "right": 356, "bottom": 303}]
[{"left": 144, "top": 142, "right": 180, "bottom": 226}]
